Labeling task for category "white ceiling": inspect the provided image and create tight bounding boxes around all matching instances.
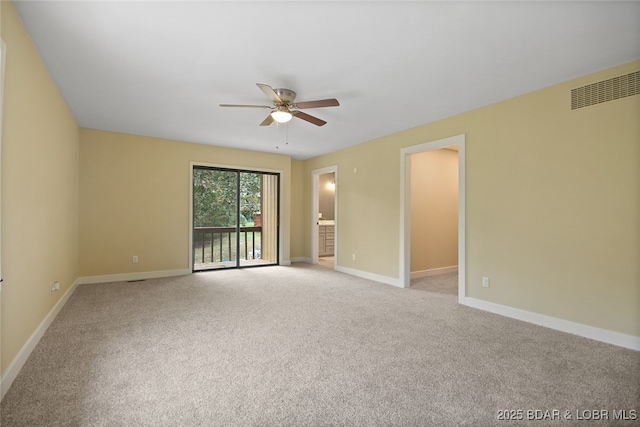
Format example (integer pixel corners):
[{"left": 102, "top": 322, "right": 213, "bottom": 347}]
[{"left": 12, "top": 1, "right": 640, "bottom": 160}]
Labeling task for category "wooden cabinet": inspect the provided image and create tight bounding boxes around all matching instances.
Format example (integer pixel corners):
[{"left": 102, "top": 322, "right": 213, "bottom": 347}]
[
  {"left": 325, "top": 226, "right": 334, "bottom": 256},
  {"left": 319, "top": 226, "right": 326, "bottom": 255},
  {"left": 319, "top": 225, "right": 335, "bottom": 256}
]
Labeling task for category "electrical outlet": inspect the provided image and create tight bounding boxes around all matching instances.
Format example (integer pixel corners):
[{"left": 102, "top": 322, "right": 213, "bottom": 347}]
[
  {"left": 49, "top": 281, "right": 60, "bottom": 294},
  {"left": 352, "top": 253, "right": 356, "bottom": 261},
  {"left": 132, "top": 255, "right": 139, "bottom": 264},
  {"left": 482, "top": 277, "right": 490, "bottom": 288}
]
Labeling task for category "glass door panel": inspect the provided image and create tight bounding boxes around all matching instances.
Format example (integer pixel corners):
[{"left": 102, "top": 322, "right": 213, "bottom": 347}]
[
  {"left": 193, "top": 168, "right": 238, "bottom": 270},
  {"left": 259, "top": 174, "right": 279, "bottom": 265},
  {"left": 193, "top": 167, "right": 279, "bottom": 271},
  {"left": 238, "top": 172, "right": 261, "bottom": 267}
]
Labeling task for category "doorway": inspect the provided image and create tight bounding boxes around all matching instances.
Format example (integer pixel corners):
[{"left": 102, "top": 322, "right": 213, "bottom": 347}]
[
  {"left": 400, "top": 134, "right": 466, "bottom": 302},
  {"left": 192, "top": 166, "right": 280, "bottom": 271},
  {"left": 311, "top": 166, "right": 338, "bottom": 268},
  {"left": 409, "top": 149, "right": 459, "bottom": 295}
]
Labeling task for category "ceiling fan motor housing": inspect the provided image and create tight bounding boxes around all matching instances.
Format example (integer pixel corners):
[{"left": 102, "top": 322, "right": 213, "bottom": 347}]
[{"left": 274, "top": 88, "right": 296, "bottom": 104}]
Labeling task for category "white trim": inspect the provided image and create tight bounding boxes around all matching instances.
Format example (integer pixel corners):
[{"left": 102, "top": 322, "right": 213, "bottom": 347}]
[
  {"left": 279, "top": 259, "right": 292, "bottom": 266},
  {"left": 458, "top": 143, "right": 466, "bottom": 303},
  {"left": 464, "top": 297, "right": 640, "bottom": 351},
  {"left": 335, "top": 265, "right": 402, "bottom": 288},
  {"left": 400, "top": 134, "right": 466, "bottom": 304},
  {"left": 0, "top": 40, "right": 6, "bottom": 294},
  {"left": 411, "top": 265, "right": 458, "bottom": 279},
  {"left": 311, "top": 173, "right": 319, "bottom": 264},
  {"left": 291, "top": 257, "right": 311, "bottom": 263},
  {"left": 311, "top": 165, "right": 338, "bottom": 267},
  {"left": 189, "top": 161, "right": 283, "bottom": 176},
  {"left": 1, "top": 278, "right": 80, "bottom": 400},
  {"left": 189, "top": 164, "right": 195, "bottom": 271},
  {"left": 77, "top": 269, "right": 191, "bottom": 285},
  {"left": 189, "top": 162, "right": 285, "bottom": 269}
]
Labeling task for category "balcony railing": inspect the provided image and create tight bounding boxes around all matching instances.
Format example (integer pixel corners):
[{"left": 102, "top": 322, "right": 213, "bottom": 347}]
[{"left": 193, "top": 226, "right": 262, "bottom": 266}]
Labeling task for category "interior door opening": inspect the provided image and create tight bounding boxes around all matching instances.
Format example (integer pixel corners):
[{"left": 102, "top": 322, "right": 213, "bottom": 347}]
[
  {"left": 192, "top": 166, "right": 279, "bottom": 271},
  {"left": 409, "top": 148, "right": 459, "bottom": 296},
  {"left": 311, "top": 166, "right": 338, "bottom": 268},
  {"left": 317, "top": 172, "right": 336, "bottom": 268},
  {"left": 400, "top": 134, "right": 465, "bottom": 301}
]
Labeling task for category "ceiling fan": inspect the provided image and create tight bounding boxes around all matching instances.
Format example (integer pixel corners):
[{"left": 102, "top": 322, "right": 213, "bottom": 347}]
[{"left": 220, "top": 83, "right": 340, "bottom": 127}]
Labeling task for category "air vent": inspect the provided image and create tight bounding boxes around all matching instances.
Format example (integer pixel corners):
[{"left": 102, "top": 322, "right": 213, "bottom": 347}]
[{"left": 571, "top": 70, "right": 639, "bottom": 110}]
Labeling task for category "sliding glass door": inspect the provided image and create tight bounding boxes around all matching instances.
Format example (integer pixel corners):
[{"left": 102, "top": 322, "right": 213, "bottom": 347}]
[{"left": 193, "top": 166, "right": 279, "bottom": 271}]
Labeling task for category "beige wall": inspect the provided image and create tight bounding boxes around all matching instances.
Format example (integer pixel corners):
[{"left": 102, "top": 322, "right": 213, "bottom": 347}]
[
  {"left": 1, "top": 1, "right": 80, "bottom": 375},
  {"left": 410, "top": 149, "right": 458, "bottom": 273},
  {"left": 289, "top": 159, "right": 305, "bottom": 260},
  {"left": 304, "top": 146, "right": 401, "bottom": 278},
  {"left": 79, "top": 129, "right": 293, "bottom": 277},
  {"left": 304, "top": 60, "right": 640, "bottom": 337}
]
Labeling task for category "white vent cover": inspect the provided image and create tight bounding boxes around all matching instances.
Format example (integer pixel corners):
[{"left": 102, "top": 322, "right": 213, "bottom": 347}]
[{"left": 571, "top": 70, "right": 639, "bottom": 110}]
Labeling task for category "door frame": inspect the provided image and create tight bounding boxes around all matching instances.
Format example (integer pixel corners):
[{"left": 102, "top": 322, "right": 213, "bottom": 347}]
[
  {"left": 311, "top": 165, "right": 338, "bottom": 266},
  {"left": 0, "top": 38, "right": 6, "bottom": 377},
  {"left": 399, "top": 134, "right": 466, "bottom": 303},
  {"left": 189, "top": 162, "right": 283, "bottom": 270}
]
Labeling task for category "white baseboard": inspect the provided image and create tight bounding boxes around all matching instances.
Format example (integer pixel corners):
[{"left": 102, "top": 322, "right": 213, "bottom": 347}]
[
  {"left": 463, "top": 297, "right": 640, "bottom": 351},
  {"left": 335, "top": 265, "right": 402, "bottom": 288},
  {"left": 411, "top": 265, "right": 458, "bottom": 279},
  {"left": 77, "top": 268, "right": 191, "bottom": 285},
  {"left": 1, "top": 278, "right": 80, "bottom": 400},
  {"left": 279, "top": 259, "right": 292, "bottom": 266},
  {"left": 294, "top": 259, "right": 402, "bottom": 288}
]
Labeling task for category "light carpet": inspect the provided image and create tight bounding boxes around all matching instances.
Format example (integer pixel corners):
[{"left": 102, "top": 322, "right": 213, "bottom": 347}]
[
  {"left": 1, "top": 264, "right": 638, "bottom": 426},
  {"left": 410, "top": 272, "right": 458, "bottom": 296}
]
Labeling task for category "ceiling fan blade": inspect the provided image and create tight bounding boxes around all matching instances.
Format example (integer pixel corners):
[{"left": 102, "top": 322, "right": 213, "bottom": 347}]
[
  {"left": 293, "top": 111, "right": 327, "bottom": 127},
  {"left": 219, "top": 104, "right": 271, "bottom": 109},
  {"left": 294, "top": 98, "right": 340, "bottom": 109},
  {"left": 256, "top": 83, "right": 282, "bottom": 104},
  {"left": 259, "top": 114, "right": 275, "bottom": 126}
]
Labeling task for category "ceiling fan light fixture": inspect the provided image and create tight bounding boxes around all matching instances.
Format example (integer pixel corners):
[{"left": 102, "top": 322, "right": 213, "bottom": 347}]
[{"left": 271, "top": 106, "right": 293, "bottom": 123}]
